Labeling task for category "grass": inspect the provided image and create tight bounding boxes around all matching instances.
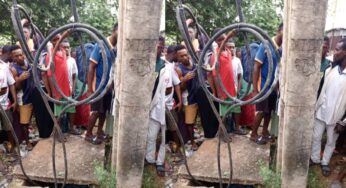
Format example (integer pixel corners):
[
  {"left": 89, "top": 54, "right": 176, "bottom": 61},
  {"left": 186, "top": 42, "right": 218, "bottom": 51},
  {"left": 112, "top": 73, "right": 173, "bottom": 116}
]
[
  {"left": 307, "top": 167, "right": 323, "bottom": 188},
  {"left": 94, "top": 161, "right": 116, "bottom": 188},
  {"left": 142, "top": 166, "right": 160, "bottom": 188},
  {"left": 257, "top": 160, "right": 281, "bottom": 188}
]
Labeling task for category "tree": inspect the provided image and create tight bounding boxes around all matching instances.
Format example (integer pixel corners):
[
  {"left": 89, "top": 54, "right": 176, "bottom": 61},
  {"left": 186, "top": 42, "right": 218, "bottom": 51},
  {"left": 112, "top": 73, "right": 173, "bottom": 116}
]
[
  {"left": 114, "top": 0, "right": 163, "bottom": 187},
  {"left": 165, "top": 0, "right": 283, "bottom": 45},
  {"left": 279, "top": 0, "right": 328, "bottom": 187},
  {"left": 0, "top": 0, "right": 116, "bottom": 44}
]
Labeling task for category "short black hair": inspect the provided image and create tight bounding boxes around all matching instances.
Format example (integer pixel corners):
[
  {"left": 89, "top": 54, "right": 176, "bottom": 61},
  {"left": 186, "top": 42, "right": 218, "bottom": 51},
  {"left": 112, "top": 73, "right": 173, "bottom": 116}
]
[
  {"left": 167, "top": 45, "right": 176, "bottom": 54},
  {"left": 159, "top": 36, "right": 165, "bottom": 43},
  {"left": 11, "top": 45, "right": 21, "bottom": 52},
  {"left": 324, "top": 36, "right": 330, "bottom": 42},
  {"left": 175, "top": 44, "right": 186, "bottom": 52},
  {"left": 2, "top": 45, "right": 14, "bottom": 54},
  {"left": 212, "top": 27, "right": 223, "bottom": 37},
  {"left": 112, "top": 23, "right": 118, "bottom": 32},
  {"left": 339, "top": 38, "right": 346, "bottom": 51}
]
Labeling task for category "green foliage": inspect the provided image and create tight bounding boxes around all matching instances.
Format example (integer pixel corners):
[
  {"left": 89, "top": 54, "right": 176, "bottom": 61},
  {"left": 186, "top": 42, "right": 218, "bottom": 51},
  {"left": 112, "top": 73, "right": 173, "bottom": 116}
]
[
  {"left": 0, "top": 0, "right": 117, "bottom": 45},
  {"left": 142, "top": 166, "right": 159, "bottom": 188},
  {"left": 257, "top": 160, "right": 281, "bottom": 188},
  {"left": 307, "top": 168, "right": 323, "bottom": 188},
  {"left": 166, "top": 0, "right": 283, "bottom": 45},
  {"left": 94, "top": 161, "right": 117, "bottom": 188}
]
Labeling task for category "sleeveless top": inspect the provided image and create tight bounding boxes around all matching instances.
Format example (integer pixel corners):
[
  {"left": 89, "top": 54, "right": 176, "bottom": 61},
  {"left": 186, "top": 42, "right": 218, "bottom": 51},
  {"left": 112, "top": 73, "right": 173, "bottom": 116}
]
[
  {"left": 12, "top": 63, "right": 34, "bottom": 105},
  {"left": 178, "top": 62, "right": 199, "bottom": 105}
]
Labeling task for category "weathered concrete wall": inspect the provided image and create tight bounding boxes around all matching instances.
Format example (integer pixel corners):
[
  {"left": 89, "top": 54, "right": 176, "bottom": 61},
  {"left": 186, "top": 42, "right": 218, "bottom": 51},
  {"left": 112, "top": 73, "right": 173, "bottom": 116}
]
[
  {"left": 114, "top": 0, "right": 163, "bottom": 187},
  {"left": 280, "top": 0, "right": 328, "bottom": 187}
]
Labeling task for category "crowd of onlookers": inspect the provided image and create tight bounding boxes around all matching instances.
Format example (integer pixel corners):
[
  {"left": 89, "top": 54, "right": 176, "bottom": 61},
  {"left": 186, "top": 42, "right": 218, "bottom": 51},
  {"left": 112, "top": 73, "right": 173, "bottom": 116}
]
[
  {"left": 2, "top": 17, "right": 346, "bottom": 185},
  {"left": 0, "top": 20, "right": 118, "bottom": 152}
]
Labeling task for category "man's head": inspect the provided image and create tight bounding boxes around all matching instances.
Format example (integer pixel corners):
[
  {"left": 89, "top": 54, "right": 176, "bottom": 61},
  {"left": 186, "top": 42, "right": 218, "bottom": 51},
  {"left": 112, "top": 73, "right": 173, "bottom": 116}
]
[
  {"left": 236, "top": 48, "right": 241, "bottom": 58},
  {"left": 322, "top": 36, "right": 330, "bottom": 59},
  {"left": 60, "top": 40, "right": 71, "bottom": 56},
  {"left": 165, "top": 45, "right": 177, "bottom": 62},
  {"left": 276, "top": 23, "right": 283, "bottom": 46},
  {"left": 188, "top": 27, "right": 196, "bottom": 40},
  {"left": 11, "top": 45, "right": 25, "bottom": 66},
  {"left": 23, "top": 27, "right": 30, "bottom": 40},
  {"left": 157, "top": 36, "right": 165, "bottom": 59},
  {"left": 333, "top": 38, "right": 346, "bottom": 66},
  {"left": 1, "top": 45, "right": 13, "bottom": 62},
  {"left": 212, "top": 28, "right": 226, "bottom": 47},
  {"left": 110, "top": 23, "right": 118, "bottom": 46},
  {"left": 226, "top": 40, "right": 235, "bottom": 55},
  {"left": 176, "top": 45, "right": 190, "bottom": 66},
  {"left": 47, "top": 28, "right": 61, "bottom": 48}
]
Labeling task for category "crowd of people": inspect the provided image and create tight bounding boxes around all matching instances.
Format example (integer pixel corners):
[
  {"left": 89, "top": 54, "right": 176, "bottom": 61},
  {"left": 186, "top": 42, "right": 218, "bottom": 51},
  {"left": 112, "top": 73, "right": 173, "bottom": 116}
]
[
  {"left": 0, "top": 21, "right": 118, "bottom": 151},
  {"left": 1, "top": 16, "right": 346, "bottom": 183},
  {"left": 146, "top": 19, "right": 346, "bottom": 181}
]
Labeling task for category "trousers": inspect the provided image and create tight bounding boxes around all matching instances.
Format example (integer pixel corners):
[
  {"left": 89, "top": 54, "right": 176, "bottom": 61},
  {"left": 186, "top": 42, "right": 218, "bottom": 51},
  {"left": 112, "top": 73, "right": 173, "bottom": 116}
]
[
  {"left": 311, "top": 118, "right": 339, "bottom": 165},
  {"left": 145, "top": 118, "right": 166, "bottom": 166}
]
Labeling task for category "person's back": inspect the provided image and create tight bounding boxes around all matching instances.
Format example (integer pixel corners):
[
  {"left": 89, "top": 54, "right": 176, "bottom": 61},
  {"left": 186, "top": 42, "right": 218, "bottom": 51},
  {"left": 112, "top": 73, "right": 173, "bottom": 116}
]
[{"left": 241, "top": 42, "right": 259, "bottom": 83}]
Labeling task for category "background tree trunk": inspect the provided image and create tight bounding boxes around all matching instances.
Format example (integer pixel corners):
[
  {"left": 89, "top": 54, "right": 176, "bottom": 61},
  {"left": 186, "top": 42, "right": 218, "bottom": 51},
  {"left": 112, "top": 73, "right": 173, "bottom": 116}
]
[
  {"left": 280, "top": 0, "right": 328, "bottom": 187},
  {"left": 114, "top": 0, "right": 163, "bottom": 187}
]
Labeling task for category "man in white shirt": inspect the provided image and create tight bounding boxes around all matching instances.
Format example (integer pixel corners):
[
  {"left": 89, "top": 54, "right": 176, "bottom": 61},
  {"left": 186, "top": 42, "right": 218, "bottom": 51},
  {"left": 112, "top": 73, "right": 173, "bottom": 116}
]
[
  {"left": 61, "top": 40, "right": 78, "bottom": 93},
  {"left": 311, "top": 38, "right": 346, "bottom": 177},
  {"left": 146, "top": 43, "right": 182, "bottom": 177},
  {"left": 226, "top": 41, "right": 243, "bottom": 91},
  {"left": 226, "top": 41, "right": 245, "bottom": 135},
  {"left": 0, "top": 57, "right": 17, "bottom": 152}
]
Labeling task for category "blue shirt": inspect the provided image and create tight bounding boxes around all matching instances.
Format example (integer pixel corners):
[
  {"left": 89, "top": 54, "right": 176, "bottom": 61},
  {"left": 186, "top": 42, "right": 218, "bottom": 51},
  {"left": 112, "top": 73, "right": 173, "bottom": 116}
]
[
  {"left": 241, "top": 42, "right": 259, "bottom": 83},
  {"left": 90, "top": 38, "right": 116, "bottom": 90},
  {"left": 255, "top": 40, "right": 281, "bottom": 92}
]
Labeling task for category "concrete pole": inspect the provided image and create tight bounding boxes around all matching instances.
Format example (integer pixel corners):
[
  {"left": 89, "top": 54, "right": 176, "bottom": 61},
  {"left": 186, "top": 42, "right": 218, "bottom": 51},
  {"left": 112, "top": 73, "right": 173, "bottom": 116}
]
[
  {"left": 114, "top": 0, "right": 163, "bottom": 187},
  {"left": 280, "top": 0, "right": 328, "bottom": 187}
]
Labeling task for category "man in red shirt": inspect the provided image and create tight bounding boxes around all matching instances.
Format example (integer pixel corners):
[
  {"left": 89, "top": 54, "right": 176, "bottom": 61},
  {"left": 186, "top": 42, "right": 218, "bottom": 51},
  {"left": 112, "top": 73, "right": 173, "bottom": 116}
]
[
  {"left": 42, "top": 28, "right": 80, "bottom": 137},
  {"left": 208, "top": 28, "right": 245, "bottom": 135}
]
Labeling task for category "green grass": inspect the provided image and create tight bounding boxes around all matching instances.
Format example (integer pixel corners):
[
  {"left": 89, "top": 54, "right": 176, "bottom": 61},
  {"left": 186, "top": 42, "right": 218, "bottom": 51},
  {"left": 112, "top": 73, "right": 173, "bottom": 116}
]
[
  {"left": 257, "top": 160, "right": 281, "bottom": 188},
  {"left": 307, "top": 168, "right": 323, "bottom": 188},
  {"left": 94, "top": 161, "right": 116, "bottom": 188},
  {"left": 142, "top": 166, "right": 160, "bottom": 188}
]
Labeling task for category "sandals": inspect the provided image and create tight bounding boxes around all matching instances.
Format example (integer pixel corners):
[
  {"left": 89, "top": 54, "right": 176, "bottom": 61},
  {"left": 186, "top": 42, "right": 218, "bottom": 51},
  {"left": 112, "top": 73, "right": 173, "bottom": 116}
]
[
  {"left": 250, "top": 135, "right": 267, "bottom": 145},
  {"left": 321, "top": 165, "right": 331, "bottom": 177},
  {"left": 27, "top": 143, "right": 33, "bottom": 151},
  {"left": 85, "top": 135, "right": 102, "bottom": 145},
  {"left": 191, "top": 143, "right": 198, "bottom": 151}
]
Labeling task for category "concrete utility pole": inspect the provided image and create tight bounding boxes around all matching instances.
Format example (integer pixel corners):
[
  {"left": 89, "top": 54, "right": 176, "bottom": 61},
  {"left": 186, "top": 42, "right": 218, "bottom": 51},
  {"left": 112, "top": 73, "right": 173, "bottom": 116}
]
[
  {"left": 114, "top": 0, "right": 163, "bottom": 187},
  {"left": 280, "top": 0, "right": 328, "bottom": 187}
]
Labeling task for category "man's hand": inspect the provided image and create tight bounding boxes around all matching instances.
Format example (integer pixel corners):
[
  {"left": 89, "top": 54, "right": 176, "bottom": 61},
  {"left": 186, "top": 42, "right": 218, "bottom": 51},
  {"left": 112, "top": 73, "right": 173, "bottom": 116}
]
[
  {"left": 174, "top": 102, "right": 183, "bottom": 112},
  {"left": 335, "top": 122, "right": 345, "bottom": 134},
  {"left": 252, "top": 89, "right": 259, "bottom": 96},
  {"left": 86, "top": 89, "right": 93, "bottom": 97},
  {"left": 20, "top": 71, "right": 30, "bottom": 80},
  {"left": 183, "top": 72, "right": 195, "bottom": 82},
  {"left": 186, "top": 18, "right": 193, "bottom": 26},
  {"left": 10, "top": 102, "right": 17, "bottom": 112}
]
